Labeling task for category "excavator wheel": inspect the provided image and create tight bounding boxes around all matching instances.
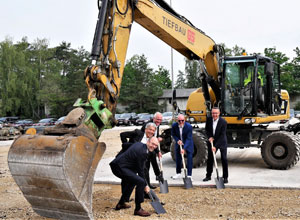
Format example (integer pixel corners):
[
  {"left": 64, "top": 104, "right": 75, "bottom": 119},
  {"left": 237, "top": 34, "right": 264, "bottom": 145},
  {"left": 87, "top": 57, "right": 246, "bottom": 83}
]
[
  {"left": 170, "top": 131, "right": 208, "bottom": 168},
  {"left": 7, "top": 133, "right": 106, "bottom": 220},
  {"left": 261, "top": 131, "right": 300, "bottom": 170}
]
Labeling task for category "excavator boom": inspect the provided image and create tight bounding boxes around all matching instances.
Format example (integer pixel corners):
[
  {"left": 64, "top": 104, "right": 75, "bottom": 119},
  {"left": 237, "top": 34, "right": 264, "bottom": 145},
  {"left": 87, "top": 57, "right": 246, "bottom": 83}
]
[{"left": 8, "top": 0, "right": 223, "bottom": 219}]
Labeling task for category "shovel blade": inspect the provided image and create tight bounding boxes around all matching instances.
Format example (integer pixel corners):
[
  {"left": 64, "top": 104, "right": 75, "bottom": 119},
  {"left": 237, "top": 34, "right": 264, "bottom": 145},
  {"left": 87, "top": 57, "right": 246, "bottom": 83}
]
[
  {"left": 183, "top": 177, "right": 193, "bottom": 189},
  {"left": 150, "top": 201, "right": 166, "bottom": 214},
  {"left": 215, "top": 177, "right": 225, "bottom": 189},
  {"left": 149, "top": 189, "right": 160, "bottom": 202},
  {"left": 159, "top": 180, "right": 169, "bottom": 194}
]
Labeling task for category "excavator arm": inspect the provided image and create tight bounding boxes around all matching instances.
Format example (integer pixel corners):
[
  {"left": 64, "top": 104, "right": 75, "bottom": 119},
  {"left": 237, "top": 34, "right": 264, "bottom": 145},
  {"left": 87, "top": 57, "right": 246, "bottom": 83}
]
[
  {"left": 86, "top": 0, "right": 223, "bottom": 118},
  {"left": 8, "top": 1, "right": 223, "bottom": 219}
]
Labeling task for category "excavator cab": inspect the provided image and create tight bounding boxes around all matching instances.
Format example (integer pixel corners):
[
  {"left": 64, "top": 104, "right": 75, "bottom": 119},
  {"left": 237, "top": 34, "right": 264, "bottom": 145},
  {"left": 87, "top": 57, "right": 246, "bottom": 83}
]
[{"left": 221, "top": 55, "right": 285, "bottom": 121}]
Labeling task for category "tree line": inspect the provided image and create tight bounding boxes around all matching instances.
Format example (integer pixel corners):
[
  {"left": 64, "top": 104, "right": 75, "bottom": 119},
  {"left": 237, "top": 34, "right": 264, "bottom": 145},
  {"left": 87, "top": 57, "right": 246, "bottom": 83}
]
[{"left": 0, "top": 37, "right": 300, "bottom": 119}]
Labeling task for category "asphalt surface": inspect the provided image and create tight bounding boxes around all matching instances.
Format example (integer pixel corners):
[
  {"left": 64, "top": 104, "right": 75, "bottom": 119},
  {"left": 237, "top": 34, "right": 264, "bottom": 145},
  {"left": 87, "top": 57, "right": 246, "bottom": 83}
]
[{"left": 94, "top": 148, "right": 300, "bottom": 189}]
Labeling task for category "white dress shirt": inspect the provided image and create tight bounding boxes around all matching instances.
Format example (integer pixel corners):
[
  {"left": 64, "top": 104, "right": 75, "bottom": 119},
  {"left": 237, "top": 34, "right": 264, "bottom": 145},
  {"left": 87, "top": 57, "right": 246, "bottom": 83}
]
[
  {"left": 213, "top": 118, "right": 219, "bottom": 136},
  {"left": 178, "top": 124, "right": 184, "bottom": 140},
  {"left": 141, "top": 133, "right": 148, "bottom": 144}
]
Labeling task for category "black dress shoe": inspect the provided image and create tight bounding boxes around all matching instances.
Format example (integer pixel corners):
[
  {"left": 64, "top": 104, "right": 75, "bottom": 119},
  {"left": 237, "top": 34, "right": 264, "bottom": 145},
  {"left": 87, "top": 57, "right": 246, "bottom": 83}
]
[
  {"left": 203, "top": 177, "right": 211, "bottom": 182},
  {"left": 149, "top": 185, "right": 157, "bottom": 189},
  {"left": 223, "top": 178, "right": 228, "bottom": 184}
]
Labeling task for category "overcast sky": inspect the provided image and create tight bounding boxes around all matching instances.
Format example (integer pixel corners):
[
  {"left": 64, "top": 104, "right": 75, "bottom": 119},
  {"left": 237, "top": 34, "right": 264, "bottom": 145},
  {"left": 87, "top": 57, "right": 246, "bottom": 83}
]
[{"left": 1, "top": 0, "right": 299, "bottom": 80}]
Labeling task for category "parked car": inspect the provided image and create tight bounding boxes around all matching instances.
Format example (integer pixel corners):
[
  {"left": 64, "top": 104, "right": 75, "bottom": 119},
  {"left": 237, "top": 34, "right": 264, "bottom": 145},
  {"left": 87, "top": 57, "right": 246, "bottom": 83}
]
[
  {"left": 132, "top": 113, "right": 148, "bottom": 125},
  {"left": 135, "top": 114, "right": 153, "bottom": 126},
  {"left": 34, "top": 118, "right": 57, "bottom": 126},
  {"left": 0, "top": 116, "right": 19, "bottom": 124},
  {"left": 161, "top": 112, "right": 173, "bottom": 125},
  {"left": 115, "top": 114, "right": 121, "bottom": 120},
  {"left": 117, "top": 113, "right": 133, "bottom": 126},
  {"left": 27, "top": 118, "right": 57, "bottom": 134},
  {"left": 294, "top": 110, "right": 300, "bottom": 119},
  {"left": 10, "top": 119, "right": 33, "bottom": 134},
  {"left": 12, "top": 119, "right": 34, "bottom": 128},
  {"left": 55, "top": 116, "right": 66, "bottom": 124},
  {"left": 129, "top": 112, "right": 137, "bottom": 125}
]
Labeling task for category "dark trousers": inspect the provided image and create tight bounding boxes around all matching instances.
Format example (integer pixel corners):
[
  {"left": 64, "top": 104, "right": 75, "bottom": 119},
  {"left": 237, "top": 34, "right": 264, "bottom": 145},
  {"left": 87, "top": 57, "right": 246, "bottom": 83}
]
[
  {"left": 175, "top": 145, "right": 193, "bottom": 176},
  {"left": 144, "top": 153, "right": 160, "bottom": 186},
  {"left": 144, "top": 160, "right": 151, "bottom": 186},
  {"left": 110, "top": 163, "right": 145, "bottom": 205},
  {"left": 206, "top": 143, "right": 228, "bottom": 179}
]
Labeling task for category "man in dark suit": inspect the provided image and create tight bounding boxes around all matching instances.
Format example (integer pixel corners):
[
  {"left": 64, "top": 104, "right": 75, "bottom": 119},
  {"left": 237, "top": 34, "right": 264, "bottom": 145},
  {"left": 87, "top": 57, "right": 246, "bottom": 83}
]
[
  {"left": 120, "top": 123, "right": 161, "bottom": 189},
  {"left": 171, "top": 114, "right": 194, "bottom": 179},
  {"left": 203, "top": 107, "right": 229, "bottom": 183},
  {"left": 141, "top": 112, "right": 163, "bottom": 142},
  {"left": 141, "top": 112, "right": 164, "bottom": 187},
  {"left": 110, "top": 137, "right": 159, "bottom": 217}
]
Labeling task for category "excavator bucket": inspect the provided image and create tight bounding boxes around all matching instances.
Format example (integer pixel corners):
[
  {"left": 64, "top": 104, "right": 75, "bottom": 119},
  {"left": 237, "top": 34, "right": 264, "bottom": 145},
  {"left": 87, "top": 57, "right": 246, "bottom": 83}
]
[
  {"left": 7, "top": 104, "right": 113, "bottom": 220},
  {"left": 8, "top": 134, "right": 106, "bottom": 219}
]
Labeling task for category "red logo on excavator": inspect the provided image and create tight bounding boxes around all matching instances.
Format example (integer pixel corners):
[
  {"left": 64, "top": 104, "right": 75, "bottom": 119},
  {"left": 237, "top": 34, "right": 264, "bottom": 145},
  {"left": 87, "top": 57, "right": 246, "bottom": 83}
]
[{"left": 187, "top": 29, "right": 195, "bottom": 43}]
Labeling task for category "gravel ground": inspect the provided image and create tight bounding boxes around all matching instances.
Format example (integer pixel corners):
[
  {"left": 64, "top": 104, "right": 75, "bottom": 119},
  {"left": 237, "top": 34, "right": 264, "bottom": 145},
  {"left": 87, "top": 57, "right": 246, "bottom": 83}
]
[{"left": 0, "top": 127, "right": 300, "bottom": 219}]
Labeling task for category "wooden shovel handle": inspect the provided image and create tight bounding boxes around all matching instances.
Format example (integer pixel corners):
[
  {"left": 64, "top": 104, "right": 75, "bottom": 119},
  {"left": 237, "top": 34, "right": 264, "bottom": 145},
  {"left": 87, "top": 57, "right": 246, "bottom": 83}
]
[
  {"left": 179, "top": 144, "right": 187, "bottom": 170},
  {"left": 211, "top": 142, "right": 220, "bottom": 179}
]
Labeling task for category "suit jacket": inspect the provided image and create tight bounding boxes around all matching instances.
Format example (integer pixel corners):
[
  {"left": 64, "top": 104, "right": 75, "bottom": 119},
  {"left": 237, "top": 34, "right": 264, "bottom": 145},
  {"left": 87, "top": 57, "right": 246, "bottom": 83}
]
[
  {"left": 171, "top": 122, "right": 194, "bottom": 153},
  {"left": 110, "top": 142, "right": 148, "bottom": 181},
  {"left": 119, "top": 128, "right": 160, "bottom": 176},
  {"left": 120, "top": 129, "right": 144, "bottom": 146},
  {"left": 205, "top": 116, "right": 227, "bottom": 149}
]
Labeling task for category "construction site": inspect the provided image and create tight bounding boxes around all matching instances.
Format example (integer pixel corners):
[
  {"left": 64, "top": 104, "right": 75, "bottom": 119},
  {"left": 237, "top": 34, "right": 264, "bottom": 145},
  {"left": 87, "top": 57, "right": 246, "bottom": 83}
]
[
  {"left": 1, "top": 127, "right": 300, "bottom": 219},
  {"left": 1, "top": 0, "right": 300, "bottom": 219}
]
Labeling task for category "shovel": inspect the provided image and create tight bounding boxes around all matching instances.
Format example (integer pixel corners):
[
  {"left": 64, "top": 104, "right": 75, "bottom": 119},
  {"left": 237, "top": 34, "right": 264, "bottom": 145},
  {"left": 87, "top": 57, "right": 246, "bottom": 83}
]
[
  {"left": 157, "top": 144, "right": 168, "bottom": 193},
  {"left": 148, "top": 189, "right": 166, "bottom": 214},
  {"left": 179, "top": 144, "right": 193, "bottom": 189},
  {"left": 211, "top": 142, "right": 225, "bottom": 189}
]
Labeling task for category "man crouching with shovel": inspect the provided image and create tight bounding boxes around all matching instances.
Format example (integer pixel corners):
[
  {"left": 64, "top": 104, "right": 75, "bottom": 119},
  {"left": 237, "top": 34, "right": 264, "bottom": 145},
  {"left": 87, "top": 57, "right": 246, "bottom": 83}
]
[{"left": 110, "top": 137, "right": 159, "bottom": 217}]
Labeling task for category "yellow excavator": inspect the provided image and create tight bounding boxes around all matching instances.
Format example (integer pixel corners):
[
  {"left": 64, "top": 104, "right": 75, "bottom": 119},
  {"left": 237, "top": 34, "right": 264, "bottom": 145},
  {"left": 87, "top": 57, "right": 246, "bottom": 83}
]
[
  {"left": 7, "top": 0, "right": 300, "bottom": 219},
  {"left": 164, "top": 54, "right": 300, "bottom": 170}
]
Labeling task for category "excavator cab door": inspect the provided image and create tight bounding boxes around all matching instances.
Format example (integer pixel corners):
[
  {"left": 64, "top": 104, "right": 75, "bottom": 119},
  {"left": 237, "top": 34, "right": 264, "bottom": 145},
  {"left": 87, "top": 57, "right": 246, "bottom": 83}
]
[
  {"left": 222, "top": 58, "right": 256, "bottom": 117},
  {"left": 265, "top": 61, "right": 282, "bottom": 115},
  {"left": 222, "top": 55, "right": 282, "bottom": 119}
]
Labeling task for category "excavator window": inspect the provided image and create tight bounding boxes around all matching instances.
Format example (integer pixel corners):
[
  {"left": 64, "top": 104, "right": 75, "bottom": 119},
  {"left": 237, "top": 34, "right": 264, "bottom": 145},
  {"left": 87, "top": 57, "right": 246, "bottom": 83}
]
[{"left": 223, "top": 60, "right": 255, "bottom": 116}]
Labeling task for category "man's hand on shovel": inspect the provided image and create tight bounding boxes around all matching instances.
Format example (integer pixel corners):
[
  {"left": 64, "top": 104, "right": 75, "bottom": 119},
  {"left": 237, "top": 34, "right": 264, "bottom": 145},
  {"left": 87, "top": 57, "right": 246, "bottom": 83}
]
[
  {"left": 156, "top": 172, "right": 164, "bottom": 183},
  {"left": 144, "top": 185, "right": 150, "bottom": 194},
  {"left": 209, "top": 138, "right": 216, "bottom": 152}
]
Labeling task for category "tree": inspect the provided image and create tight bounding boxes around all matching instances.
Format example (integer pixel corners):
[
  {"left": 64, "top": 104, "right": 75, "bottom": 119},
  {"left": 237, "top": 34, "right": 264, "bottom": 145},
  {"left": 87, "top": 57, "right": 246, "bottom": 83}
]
[
  {"left": 264, "top": 47, "right": 289, "bottom": 65},
  {"left": 48, "top": 43, "right": 89, "bottom": 117},
  {"left": 0, "top": 38, "right": 36, "bottom": 117},
  {"left": 264, "top": 47, "right": 300, "bottom": 94},
  {"left": 291, "top": 47, "right": 300, "bottom": 79},
  {"left": 119, "top": 54, "right": 163, "bottom": 113},
  {"left": 231, "top": 45, "right": 246, "bottom": 56},
  {"left": 175, "top": 70, "right": 186, "bottom": 89},
  {"left": 218, "top": 43, "right": 246, "bottom": 56},
  {"left": 184, "top": 58, "right": 201, "bottom": 88},
  {"left": 0, "top": 39, "right": 20, "bottom": 116},
  {"left": 154, "top": 65, "right": 172, "bottom": 89}
]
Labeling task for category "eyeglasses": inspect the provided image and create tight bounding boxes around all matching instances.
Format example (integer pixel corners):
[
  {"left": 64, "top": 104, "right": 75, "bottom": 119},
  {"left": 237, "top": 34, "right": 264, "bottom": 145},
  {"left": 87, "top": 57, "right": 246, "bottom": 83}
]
[{"left": 178, "top": 120, "right": 184, "bottom": 122}]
